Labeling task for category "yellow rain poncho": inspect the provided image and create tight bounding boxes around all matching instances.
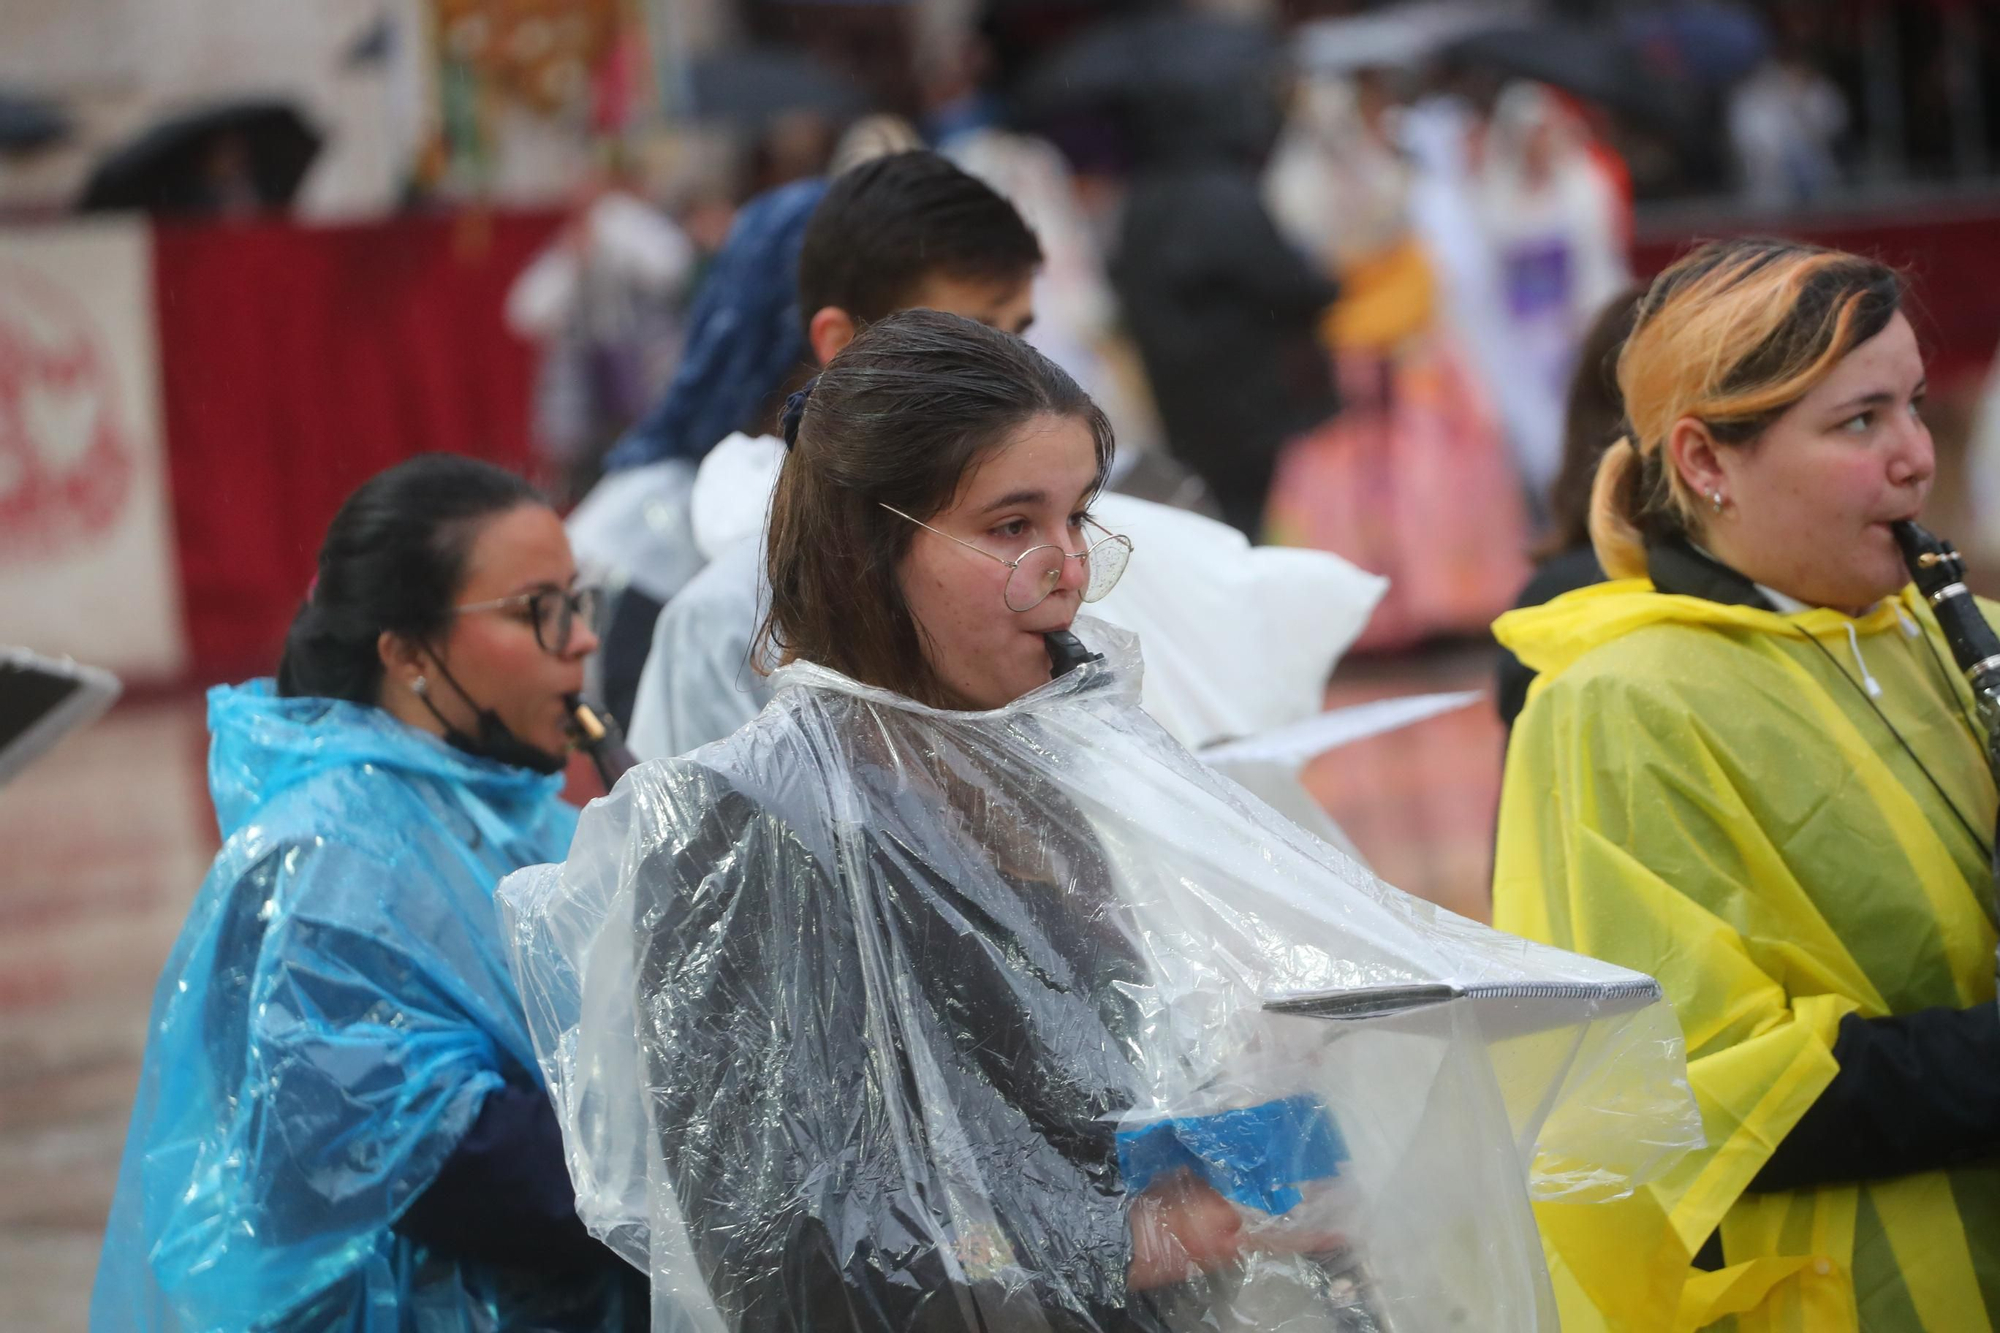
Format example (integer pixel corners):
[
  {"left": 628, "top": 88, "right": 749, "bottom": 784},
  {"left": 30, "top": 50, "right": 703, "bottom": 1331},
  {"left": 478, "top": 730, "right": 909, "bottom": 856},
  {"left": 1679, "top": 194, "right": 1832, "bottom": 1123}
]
[{"left": 1493, "top": 577, "right": 2000, "bottom": 1332}]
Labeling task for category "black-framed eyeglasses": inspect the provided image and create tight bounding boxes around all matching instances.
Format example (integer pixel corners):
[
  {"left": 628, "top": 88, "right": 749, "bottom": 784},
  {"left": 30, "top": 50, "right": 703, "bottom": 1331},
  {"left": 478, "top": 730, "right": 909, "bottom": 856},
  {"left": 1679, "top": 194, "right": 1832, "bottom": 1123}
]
[
  {"left": 880, "top": 505, "right": 1134, "bottom": 612},
  {"left": 454, "top": 585, "right": 603, "bottom": 655}
]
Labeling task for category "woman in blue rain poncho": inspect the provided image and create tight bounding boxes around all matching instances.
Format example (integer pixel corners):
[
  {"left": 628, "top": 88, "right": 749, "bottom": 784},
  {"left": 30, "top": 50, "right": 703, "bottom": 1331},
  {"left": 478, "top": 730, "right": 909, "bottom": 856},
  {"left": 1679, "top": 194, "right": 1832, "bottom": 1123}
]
[
  {"left": 93, "top": 456, "right": 644, "bottom": 1332},
  {"left": 501, "top": 312, "right": 1704, "bottom": 1333}
]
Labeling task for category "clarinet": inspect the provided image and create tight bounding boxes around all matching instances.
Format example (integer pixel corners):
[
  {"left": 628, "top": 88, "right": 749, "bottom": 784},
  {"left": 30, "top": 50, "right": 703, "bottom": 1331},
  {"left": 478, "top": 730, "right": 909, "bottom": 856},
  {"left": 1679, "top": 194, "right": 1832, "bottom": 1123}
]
[
  {"left": 566, "top": 694, "right": 639, "bottom": 789},
  {"left": 1892, "top": 520, "right": 2000, "bottom": 994},
  {"left": 1044, "top": 630, "right": 1104, "bottom": 678}
]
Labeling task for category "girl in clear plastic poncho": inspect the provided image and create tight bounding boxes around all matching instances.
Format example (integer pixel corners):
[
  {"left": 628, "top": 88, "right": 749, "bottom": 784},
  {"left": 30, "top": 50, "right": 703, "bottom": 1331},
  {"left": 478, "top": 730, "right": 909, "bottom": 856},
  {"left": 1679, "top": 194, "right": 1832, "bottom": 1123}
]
[
  {"left": 501, "top": 311, "right": 1703, "bottom": 1333},
  {"left": 92, "top": 456, "right": 645, "bottom": 1332},
  {"left": 1494, "top": 241, "right": 2000, "bottom": 1331}
]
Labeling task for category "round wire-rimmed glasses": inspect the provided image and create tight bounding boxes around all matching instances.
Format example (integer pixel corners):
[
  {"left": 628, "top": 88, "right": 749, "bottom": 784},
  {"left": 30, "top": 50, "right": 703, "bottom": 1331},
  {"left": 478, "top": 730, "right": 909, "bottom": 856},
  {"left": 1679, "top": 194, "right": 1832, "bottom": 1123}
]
[{"left": 882, "top": 504, "right": 1134, "bottom": 612}]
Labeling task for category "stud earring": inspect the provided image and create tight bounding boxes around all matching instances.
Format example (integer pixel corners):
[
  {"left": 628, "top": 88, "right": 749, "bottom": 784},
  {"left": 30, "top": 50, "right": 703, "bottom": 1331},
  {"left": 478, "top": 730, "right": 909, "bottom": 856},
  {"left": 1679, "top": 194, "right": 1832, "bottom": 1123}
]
[
  {"left": 1710, "top": 491, "right": 1726, "bottom": 514},
  {"left": 411, "top": 675, "right": 428, "bottom": 697}
]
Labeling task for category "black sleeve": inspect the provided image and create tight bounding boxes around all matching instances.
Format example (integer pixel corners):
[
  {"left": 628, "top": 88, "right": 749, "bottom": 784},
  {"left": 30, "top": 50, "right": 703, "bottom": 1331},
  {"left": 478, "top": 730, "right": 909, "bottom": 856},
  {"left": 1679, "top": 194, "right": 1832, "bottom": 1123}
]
[
  {"left": 393, "top": 1082, "right": 618, "bottom": 1273},
  {"left": 1496, "top": 550, "right": 1608, "bottom": 734},
  {"left": 1496, "top": 650, "right": 1535, "bottom": 734},
  {"left": 1747, "top": 1006, "right": 2000, "bottom": 1193},
  {"left": 599, "top": 587, "right": 665, "bottom": 730},
  {"left": 870, "top": 841, "right": 1139, "bottom": 1183},
  {"left": 1221, "top": 194, "right": 1340, "bottom": 316}
]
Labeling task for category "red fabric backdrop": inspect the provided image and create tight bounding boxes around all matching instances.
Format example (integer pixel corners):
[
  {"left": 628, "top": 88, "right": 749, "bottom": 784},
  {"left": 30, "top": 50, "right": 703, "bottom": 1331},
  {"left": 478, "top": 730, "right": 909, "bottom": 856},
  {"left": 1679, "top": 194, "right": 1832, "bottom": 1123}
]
[
  {"left": 153, "top": 209, "right": 562, "bottom": 683},
  {"left": 1633, "top": 201, "right": 2000, "bottom": 385}
]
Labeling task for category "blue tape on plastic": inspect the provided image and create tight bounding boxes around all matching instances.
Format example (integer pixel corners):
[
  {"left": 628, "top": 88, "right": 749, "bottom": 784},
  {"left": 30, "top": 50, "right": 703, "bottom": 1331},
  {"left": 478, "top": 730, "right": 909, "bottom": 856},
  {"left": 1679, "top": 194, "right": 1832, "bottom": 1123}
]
[{"left": 1115, "top": 1094, "right": 1348, "bottom": 1215}]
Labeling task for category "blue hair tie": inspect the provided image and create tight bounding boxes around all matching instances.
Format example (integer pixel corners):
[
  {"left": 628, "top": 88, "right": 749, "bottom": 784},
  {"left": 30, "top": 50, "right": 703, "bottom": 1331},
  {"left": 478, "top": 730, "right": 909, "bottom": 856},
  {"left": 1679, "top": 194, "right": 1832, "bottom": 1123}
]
[{"left": 781, "top": 376, "right": 819, "bottom": 450}]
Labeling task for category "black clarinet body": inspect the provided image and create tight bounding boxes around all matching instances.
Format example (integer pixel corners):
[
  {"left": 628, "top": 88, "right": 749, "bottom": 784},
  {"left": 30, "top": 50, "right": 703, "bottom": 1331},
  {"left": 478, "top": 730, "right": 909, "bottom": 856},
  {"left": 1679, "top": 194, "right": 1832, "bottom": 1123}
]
[
  {"left": 566, "top": 695, "right": 639, "bottom": 790},
  {"left": 1892, "top": 522, "right": 2000, "bottom": 779},
  {"left": 1892, "top": 520, "right": 2000, "bottom": 993}
]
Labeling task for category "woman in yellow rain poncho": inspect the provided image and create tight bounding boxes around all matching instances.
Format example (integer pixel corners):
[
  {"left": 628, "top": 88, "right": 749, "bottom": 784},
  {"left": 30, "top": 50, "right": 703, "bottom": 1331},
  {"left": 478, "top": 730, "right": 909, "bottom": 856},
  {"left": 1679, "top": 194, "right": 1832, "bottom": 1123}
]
[{"left": 1494, "top": 238, "right": 2000, "bottom": 1332}]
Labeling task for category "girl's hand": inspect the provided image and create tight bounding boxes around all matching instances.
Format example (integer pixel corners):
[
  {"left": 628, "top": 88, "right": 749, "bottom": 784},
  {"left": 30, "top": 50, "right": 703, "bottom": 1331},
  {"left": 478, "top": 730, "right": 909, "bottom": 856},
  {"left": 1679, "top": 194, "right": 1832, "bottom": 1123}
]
[
  {"left": 1127, "top": 1171, "right": 1349, "bottom": 1290},
  {"left": 1128, "top": 1172, "right": 1244, "bottom": 1289}
]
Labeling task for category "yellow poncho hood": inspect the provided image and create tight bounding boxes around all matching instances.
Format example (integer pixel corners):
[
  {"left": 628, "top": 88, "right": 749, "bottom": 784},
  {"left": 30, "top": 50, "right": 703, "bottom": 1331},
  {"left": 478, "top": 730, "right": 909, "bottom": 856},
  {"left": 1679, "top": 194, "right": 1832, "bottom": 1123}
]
[{"left": 1497, "top": 576, "right": 1913, "bottom": 694}]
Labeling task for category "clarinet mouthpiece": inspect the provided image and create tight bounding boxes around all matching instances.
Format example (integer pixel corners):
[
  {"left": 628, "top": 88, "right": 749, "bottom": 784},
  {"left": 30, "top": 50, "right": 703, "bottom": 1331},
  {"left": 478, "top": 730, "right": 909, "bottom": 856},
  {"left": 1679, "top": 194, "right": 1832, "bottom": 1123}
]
[
  {"left": 564, "top": 694, "right": 638, "bottom": 788},
  {"left": 1889, "top": 518, "right": 1931, "bottom": 563},
  {"left": 570, "top": 699, "right": 608, "bottom": 744},
  {"left": 1045, "top": 630, "right": 1104, "bottom": 679},
  {"left": 1891, "top": 519, "right": 1965, "bottom": 590}
]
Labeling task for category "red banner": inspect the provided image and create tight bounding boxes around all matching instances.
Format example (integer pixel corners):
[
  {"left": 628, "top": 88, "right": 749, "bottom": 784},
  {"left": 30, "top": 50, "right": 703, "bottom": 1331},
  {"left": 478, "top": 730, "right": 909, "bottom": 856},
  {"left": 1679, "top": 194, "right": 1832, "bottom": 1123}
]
[
  {"left": 1634, "top": 201, "right": 2000, "bottom": 385},
  {"left": 153, "top": 210, "right": 561, "bottom": 681}
]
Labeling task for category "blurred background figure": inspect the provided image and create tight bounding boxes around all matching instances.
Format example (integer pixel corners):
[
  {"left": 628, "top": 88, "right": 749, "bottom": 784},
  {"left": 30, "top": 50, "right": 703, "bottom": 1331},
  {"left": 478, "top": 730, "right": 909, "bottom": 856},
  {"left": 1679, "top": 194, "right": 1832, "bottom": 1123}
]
[
  {"left": 1729, "top": 39, "right": 1849, "bottom": 208},
  {"left": 1493, "top": 284, "right": 1642, "bottom": 729},
  {"left": 942, "top": 117, "right": 1174, "bottom": 496},
  {"left": 914, "top": 24, "right": 1184, "bottom": 500},
  {"left": 1263, "top": 59, "right": 1531, "bottom": 651},
  {"left": 1106, "top": 28, "right": 1342, "bottom": 537},
  {"left": 1020, "top": 9, "right": 1340, "bottom": 537},
  {"left": 1473, "top": 81, "right": 1632, "bottom": 498},
  {"left": 505, "top": 176, "right": 700, "bottom": 505}
]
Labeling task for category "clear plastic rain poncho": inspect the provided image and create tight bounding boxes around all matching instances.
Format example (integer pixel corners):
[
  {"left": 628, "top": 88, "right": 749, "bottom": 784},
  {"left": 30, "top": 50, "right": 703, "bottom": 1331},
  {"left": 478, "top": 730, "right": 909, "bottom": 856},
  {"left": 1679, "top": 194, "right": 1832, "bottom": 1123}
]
[
  {"left": 502, "top": 622, "right": 1702, "bottom": 1332},
  {"left": 92, "top": 682, "right": 638, "bottom": 1333}
]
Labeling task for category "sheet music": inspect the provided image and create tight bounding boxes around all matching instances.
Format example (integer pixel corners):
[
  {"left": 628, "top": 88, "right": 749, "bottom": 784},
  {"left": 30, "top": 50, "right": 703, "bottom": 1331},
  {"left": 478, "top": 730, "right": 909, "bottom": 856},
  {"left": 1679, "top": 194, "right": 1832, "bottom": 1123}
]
[{"left": 1200, "top": 691, "right": 1483, "bottom": 768}]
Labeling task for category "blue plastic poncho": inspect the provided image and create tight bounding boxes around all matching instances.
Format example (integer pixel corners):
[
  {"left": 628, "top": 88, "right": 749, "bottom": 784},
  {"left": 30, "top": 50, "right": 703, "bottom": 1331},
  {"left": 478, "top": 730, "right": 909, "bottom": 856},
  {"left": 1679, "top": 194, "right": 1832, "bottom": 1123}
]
[{"left": 92, "top": 681, "right": 632, "bottom": 1332}]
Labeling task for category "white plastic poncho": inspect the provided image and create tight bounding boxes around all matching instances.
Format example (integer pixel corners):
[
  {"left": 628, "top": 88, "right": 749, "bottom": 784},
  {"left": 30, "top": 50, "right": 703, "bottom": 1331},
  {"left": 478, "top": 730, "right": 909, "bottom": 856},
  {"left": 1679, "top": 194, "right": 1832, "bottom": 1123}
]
[
  {"left": 566, "top": 457, "right": 705, "bottom": 605},
  {"left": 502, "top": 621, "right": 1700, "bottom": 1332}
]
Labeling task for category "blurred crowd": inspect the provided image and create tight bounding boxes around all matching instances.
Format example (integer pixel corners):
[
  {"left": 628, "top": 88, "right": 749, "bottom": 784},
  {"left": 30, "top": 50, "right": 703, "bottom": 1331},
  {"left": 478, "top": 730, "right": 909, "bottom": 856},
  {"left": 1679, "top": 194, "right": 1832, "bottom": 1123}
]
[{"left": 6, "top": 0, "right": 2000, "bottom": 640}]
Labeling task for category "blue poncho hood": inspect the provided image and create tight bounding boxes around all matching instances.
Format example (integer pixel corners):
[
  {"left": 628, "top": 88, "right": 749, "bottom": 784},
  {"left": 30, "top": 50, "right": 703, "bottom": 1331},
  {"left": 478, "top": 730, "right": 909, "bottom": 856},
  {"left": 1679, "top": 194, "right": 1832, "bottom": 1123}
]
[
  {"left": 91, "top": 682, "right": 624, "bottom": 1332},
  {"left": 602, "top": 176, "right": 827, "bottom": 472}
]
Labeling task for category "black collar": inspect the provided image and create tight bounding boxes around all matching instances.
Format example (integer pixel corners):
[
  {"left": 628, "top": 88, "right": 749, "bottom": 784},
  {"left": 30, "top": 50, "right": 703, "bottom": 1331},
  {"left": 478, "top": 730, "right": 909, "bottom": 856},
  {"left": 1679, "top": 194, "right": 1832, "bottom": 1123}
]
[{"left": 1644, "top": 535, "right": 1776, "bottom": 611}]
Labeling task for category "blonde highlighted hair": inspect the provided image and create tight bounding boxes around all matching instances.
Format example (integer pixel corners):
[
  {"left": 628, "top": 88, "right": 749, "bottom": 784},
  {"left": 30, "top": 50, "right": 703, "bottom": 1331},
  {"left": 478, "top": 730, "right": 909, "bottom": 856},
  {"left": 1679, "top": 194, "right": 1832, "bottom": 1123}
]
[{"left": 1588, "top": 239, "right": 1903, "bottom": 578}]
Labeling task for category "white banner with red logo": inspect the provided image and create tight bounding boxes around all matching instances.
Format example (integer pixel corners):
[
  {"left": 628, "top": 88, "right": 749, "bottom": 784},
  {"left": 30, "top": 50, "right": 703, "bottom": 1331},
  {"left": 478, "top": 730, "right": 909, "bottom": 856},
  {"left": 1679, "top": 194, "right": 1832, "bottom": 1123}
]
[{"left": 0, "top": 219, "right": 187, "bottom": 679}]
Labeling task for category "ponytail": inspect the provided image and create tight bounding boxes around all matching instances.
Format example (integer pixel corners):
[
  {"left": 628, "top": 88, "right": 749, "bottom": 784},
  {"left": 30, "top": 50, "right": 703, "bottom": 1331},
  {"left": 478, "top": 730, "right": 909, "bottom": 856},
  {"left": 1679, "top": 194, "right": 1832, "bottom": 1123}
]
[
  {"left": 1587, "top": 437, "right": 1650, "bottom": 580},
  {"left": 277, "top": 597, "right": 380, "bottom": 701}
]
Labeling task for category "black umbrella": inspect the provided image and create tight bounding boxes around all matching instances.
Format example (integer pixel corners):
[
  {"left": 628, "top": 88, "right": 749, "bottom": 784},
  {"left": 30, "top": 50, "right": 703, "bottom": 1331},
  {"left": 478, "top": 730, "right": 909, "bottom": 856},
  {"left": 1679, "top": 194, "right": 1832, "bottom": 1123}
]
[
  {"left": 1447, "top": 23, "right": 1695, "bottom": 139},
  {"left": 0, "top": 92, "right": 70, "bottom": 153},
  {"left": 1015, "top": 10, "right": 1283, "bottom": 118},
  {"left": 680, "top": 47, "right": 866, "bottom": 127},
  {"left": 78, "top": 100, "right": 322, "bottom": 215}
]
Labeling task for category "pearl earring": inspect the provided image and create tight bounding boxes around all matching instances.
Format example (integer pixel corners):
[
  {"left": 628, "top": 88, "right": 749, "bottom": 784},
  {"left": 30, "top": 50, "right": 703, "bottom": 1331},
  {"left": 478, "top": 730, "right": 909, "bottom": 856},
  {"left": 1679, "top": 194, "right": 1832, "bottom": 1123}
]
[{"left": 411, "top": 675, "right": 428, "bottom": 697}]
